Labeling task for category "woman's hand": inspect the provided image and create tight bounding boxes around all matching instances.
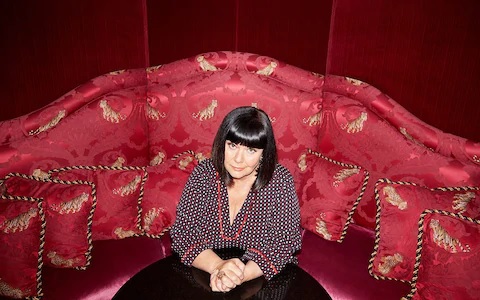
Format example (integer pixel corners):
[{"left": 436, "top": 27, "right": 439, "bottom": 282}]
[{"left": 209, "top": 258, "right": 245, "bottom": 292}]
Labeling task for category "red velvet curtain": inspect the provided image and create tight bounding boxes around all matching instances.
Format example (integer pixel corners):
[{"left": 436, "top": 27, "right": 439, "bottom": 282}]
[
  {"left": 0, "top": 0, "right": 149, "bottom": 120},
  {"left": 327, "top": 0, "right": 480, "bottom": 142}
]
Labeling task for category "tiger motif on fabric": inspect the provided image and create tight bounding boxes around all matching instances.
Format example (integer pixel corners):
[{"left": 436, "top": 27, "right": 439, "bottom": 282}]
[{"left": 0, "top": 208, "right": 38, "bottom": 234}]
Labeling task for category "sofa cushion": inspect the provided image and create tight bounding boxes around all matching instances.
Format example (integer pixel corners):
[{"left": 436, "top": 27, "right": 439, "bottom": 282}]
[
  {"left": 298, "top": 149, "right": 369, "bottom": 242},
  {"left": 403, "top": 210, "right": 480, "bottom": 300},
  {"left": 49, "top": 166, "right": 147, "bottom": 240},
  {"left": 370, "top": 179, "right": 480, "bottom": 282},
  {"left": 142, "top": 159, "right": 191, "bottom": 237},
  {"left": 0, "top": 194, "right": 46, "bottom": 299},
  {"left": 2, "top": 173, "right": 96, "bottom": 269}
]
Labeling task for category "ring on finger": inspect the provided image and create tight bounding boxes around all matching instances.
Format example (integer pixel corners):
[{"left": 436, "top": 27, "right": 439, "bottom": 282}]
[{"left": 217, "top": 271, "right": 225, "bottom": 279}]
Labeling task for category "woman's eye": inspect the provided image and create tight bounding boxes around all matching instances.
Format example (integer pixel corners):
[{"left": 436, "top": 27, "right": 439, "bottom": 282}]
[
  {"left": 247, "top": 148, "right": 257, "bottom": 153},
  {"left": 228, "top": 142, "right": 237, "bottom": 149}
]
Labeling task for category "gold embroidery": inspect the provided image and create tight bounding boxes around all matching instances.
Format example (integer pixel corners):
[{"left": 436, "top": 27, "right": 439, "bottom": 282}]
[
  {"left": 195, "top": 152, "right": 207, "bottom": 162},
  {"left": 315, "top": 213, "right": 332, "bottom": 240},
  {"left": 333, "top": 168, "right": 360, "bottom": 187},
  {"left": 452, "top": 192, "right": 475, "bottom": 213},
  {"left": 111, "top": 157, "right": 125, "bottom": 168},
  {"left": 47, "top": 251, "right": 80, "bottom": 268},
  {"left": 32, "top": 168, "right": 50, "bottom": 180},
  {"left": 146, "top": 65, "right": 162, "bottom": 73},
  {"left": 345, "top": 77, "right": 364, "bottom": 86},
  {"left": 0, "top": 279, "right": 27, "bottom": 299},
  {"left": 150, "top": 151, "right": 166, "bottom": 166},
  {"left": 109, "top": 69, "right": 126, "bottom": 75},
  {"left": 1, "top": 208, "right": 38, "bottom": 233},
  {"left": 178, "top": 155, "right": 194, "bottom": 170},
  {"left": 197, "top": 55, "right": 217, "bottom": 71},
  {"left": 251, "top": 103, "right": 258, "bottom": 108},
  {"left": 297, "top": 153, "right": 307, "bottom": 172},
  {"left": 430, "top": 219, "right": 470, "bottom": 253},
  {"left": 50, "top": 193, "right": 89, "bottom": 214},
  {"left": 378, "top": 253, "right": 403, "bottom": 275},
  {"left": 311, "top": 71, "right": 323, "bottom": 77},
  {"left": 99, "top": 100, "right": 126, "bottom": 123},
  {"left": 143, "top": 207, "right": 165, "bottom": 232},
  {"left": 146, "top": 102, "right": 166, "bottom": 120},
  {"left": 473, "top": 155, "right": 480, "bottom": 163},
  {"left": 382, "top": 186, "right": 407, "bottom": 210},
  {"left": 29, "top": 110, "right": 66, "bottom": 135},
  {"left": 114, "top": 227, "right": 136, "bottom": 239},
  {"left": 192, "top": 99, "right": 217, "bottom": 121},
  {"left": 256, "top": 61, "right": 277, "bottom": 76},
  {"left": 341, "top": 112, "right": 367, "bottom": 133},
  {"left": 303, "top": 112, "right": 321, "bottom": 126},
  {"left": 113, "top": 175, "right": 141, "bottom": 196}
]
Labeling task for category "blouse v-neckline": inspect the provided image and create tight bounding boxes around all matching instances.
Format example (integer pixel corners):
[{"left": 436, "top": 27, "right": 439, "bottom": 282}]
[{"left": 217, "top": 180, "right": 256, "bottom": 240}]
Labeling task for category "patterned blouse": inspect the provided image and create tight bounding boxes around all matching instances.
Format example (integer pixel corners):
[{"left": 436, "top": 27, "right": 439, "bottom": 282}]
[{"left": 170, "top": 159, "right": 302, "bottom": 280}]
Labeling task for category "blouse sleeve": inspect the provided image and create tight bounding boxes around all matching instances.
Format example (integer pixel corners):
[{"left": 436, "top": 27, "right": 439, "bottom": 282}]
[
  {"left": 242, "top": 167, "right": 302, "bottom": 280},
  {"left": 170, "top": 162, "right": 213, "bottom": 266}
]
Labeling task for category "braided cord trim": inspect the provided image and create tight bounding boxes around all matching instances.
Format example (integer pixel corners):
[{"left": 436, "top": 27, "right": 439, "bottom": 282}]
[
  {"left": 0, "top": 194, "right": 46, "bottom": 299},
  {"left": 401, "top": 209, "right": 480, "bottom": 300},
  {"left": 368, "top": 178, "right": 479, "bottom": 283},
  {"left": 307, "top": 149, "right": 370, "bottom": 243},
  {"left": 3, "top": 172, "right": 97, "bottom": 270}
]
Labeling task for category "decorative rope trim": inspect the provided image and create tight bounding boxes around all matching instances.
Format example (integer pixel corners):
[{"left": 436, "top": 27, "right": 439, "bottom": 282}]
[
  {"left": 307, "top": 149, "right": 370, "bottom": 243},
  {"left": 142, "top": 226, "right": 171, "bottom": 239},
  {"left": 48, "top": 165, "right": 148, "bottom": 239},
  {"left": 473, "top": 155, "right": 480, "bottom": 164},
  {"left": 368, "top": 178, "right": 480, "bottom": 283},
  {"left": 3, "top": 172, "right": 97, "bottom": 271},
  {"left": 170, "top": 150, "right": 195, "bottom": 161},
  {"left": 401, "top": 209, "right": 480, "bottom": 300},
  {"left": 0, "top": 194, "right": 46, "bottom": 299}
]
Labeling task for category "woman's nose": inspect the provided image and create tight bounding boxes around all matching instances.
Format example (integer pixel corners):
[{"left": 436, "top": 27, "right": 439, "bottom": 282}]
[{"left": 233, "top": 149, "right": 244, "bottom": 163}]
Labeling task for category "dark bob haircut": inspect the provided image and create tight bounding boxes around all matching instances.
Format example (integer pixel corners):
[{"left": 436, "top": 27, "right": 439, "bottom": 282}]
[{"left": 211, "top": 106, "right": 278, "bottom": 191}]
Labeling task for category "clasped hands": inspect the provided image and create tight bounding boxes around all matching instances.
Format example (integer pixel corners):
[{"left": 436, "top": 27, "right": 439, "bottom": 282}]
[{"left": 210, "top": 258, "right": 246, "bottom": 293}]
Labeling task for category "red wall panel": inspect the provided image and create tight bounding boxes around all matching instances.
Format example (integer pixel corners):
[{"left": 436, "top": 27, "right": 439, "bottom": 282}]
[
  {"left": 0, "top": 0, "right": 148, "bottom": 121},
  {"left": 327, "top": 0, "right": 480, "bottom": 142},
  {"left": 236, "top": 0, "right": 332, "bottom": 74},
  {"left": 147, "top": 0, "right": 237, "bottom": 65}
]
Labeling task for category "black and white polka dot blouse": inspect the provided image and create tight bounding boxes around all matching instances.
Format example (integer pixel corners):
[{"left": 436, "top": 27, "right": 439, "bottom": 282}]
[{"left": 170, "top": 159, "right": 302, "bottom": 280}]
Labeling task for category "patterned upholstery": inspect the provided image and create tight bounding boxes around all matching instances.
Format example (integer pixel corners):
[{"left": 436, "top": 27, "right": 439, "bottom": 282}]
[{"left": 0, "top": 51, "right": 479, "bottom": 300}]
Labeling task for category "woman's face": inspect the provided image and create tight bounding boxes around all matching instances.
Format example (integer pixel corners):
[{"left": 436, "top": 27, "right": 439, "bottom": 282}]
[{"left": 224, "top": 140, "right": 264, "bottom": 182}]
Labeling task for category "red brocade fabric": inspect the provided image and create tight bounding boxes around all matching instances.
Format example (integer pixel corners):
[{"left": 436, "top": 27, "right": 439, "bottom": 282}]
[
  {"left": 404, "top": 211, "right": 480, "bottom": 300},
  {"left": 318, "top": 77, "right": 480, "bottom": 229},
  {"left": 49, "top": 167, "right": 147, "bottom": 241},
  {"left": 2, "top": 175, "right": 95, "bottom": 269},
  {"left": 146, "top": 52, "right": 323, "bottom": 180},
  {"left": 0, "top": 79, "right": 149, "bottom": 178},
  {"left": 370, "top": 180, "right": 480, "bottom": 282},
  {"left": 0, "top": 51, "right": 480, "bottom": 300},
  {"left": 142, "top": 160, "right": 190, "bottom": 238},
  {"left": 298, "top": 150, "right": 369, "bottom": 242},
  {"left": 0, "top": 196, "right": 45, "bottom": 299}
]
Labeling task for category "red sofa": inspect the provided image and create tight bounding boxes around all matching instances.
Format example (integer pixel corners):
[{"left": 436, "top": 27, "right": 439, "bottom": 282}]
[{"left": 1, "top": 51, "right": 479, "bottom": 300}]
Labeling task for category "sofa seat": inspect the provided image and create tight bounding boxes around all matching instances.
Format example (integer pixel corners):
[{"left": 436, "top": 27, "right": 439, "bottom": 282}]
[
  {"left": 41, "top": 236, "right": 172, "bottom": 300},
  {"left": 298, "top": 225, "right": 411, "bottom": 300}
]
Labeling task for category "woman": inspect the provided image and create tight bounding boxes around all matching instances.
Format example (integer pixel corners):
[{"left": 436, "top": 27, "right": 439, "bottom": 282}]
[{"left": 170, "top": 106, "right": 301, "bottom": 293}]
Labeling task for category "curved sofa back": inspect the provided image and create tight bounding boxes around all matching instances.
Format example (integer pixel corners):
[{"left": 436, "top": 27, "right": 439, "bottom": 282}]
[{"left": 1, "top": 51, "right": 479, "bottom": 229}]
